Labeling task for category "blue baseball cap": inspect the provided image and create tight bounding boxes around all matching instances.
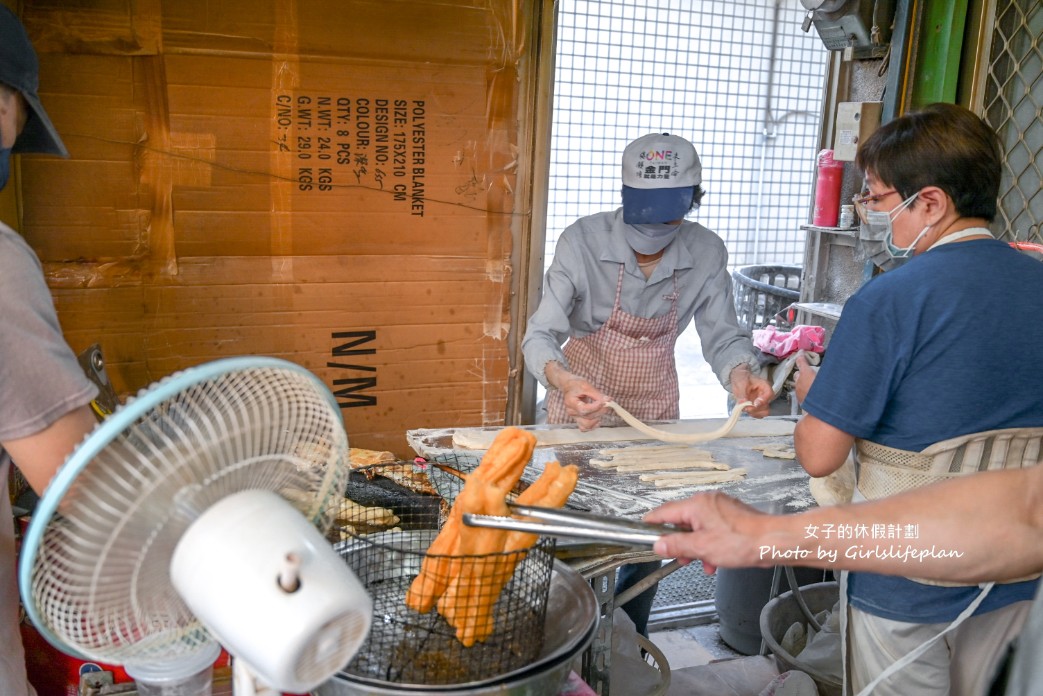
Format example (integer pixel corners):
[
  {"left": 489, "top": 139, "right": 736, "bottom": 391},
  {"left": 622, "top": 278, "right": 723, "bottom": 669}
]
[{"left": 621, "top": 133, "right": 701, "bottom": 224}]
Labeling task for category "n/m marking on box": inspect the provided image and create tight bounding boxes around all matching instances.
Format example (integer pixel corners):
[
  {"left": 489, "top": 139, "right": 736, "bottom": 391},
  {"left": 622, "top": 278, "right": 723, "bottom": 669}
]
[{"left": 328, "top": 330, "right": 377, "bottom": 408}]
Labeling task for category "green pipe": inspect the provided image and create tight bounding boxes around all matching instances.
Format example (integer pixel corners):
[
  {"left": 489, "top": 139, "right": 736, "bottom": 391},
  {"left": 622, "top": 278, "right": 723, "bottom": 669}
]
[{"left": 911, "top": 0, "right": 970, "bottom": 107}]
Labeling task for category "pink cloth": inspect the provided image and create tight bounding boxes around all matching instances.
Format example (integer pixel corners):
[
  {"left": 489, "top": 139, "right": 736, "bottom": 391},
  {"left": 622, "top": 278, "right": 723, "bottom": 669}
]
[
  {"left": 559, "top": 671, "right": 599, "bottom": 695},
  {"left": 753, "top": 324, "right": 825, "bottom": 359}
]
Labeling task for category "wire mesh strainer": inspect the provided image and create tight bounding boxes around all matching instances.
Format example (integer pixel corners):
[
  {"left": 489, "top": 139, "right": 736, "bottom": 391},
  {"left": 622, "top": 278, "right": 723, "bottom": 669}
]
[{"left": 332, "top": 455, "right": 556, "bottom": 687}]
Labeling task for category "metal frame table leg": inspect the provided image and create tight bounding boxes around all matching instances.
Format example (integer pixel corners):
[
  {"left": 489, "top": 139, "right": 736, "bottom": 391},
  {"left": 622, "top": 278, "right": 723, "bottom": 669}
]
[{"left": 582, "top": 570, "right": 616, "bottom": 695}]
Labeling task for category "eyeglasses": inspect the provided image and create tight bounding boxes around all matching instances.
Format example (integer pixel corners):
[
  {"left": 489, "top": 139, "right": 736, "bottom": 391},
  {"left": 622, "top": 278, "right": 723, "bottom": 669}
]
[{"left": 852, "top": 189, "right": 898, "bottom": 224}]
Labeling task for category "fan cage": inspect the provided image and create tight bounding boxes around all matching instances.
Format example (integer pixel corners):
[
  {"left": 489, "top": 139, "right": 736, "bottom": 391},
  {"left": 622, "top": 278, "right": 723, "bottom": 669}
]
[
  {"left": 333, "top": 456, "right": 555, "bottom": 687},
  {"left": 23, "top": 359, "right": 350, "bottom": 666}
]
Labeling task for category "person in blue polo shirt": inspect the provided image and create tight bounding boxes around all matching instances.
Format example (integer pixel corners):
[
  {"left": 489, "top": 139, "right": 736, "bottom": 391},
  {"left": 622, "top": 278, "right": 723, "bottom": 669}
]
[{"left": 790, "top": 103, "right": 1041, "bottom": 695}]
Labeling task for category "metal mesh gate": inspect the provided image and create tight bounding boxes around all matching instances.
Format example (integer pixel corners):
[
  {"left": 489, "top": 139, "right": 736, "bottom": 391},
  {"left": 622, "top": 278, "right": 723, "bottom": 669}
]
[
  {"left": 982, "top": 0, "right": 1043, "bottom": 243},
  {"left": 547, "top": 0, "right": 829, "bottom": 268},
  {"left": 650, "top": 561, "right": 718, "bottom": 629}
]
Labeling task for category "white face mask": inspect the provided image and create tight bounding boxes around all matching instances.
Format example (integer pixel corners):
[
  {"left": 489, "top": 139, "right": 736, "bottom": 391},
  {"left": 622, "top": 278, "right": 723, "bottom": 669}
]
[
  {"left": 625, "top": 222, "right": 681, "bottom": 255},
  {"left": 889, "top": 224, "right": 931, "bottom": 259},
  {"left": 862, "top": 192, "right": 928, "bottom": 259}
]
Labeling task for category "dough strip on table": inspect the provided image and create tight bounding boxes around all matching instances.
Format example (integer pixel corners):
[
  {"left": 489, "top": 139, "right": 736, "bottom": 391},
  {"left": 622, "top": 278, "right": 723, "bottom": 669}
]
[
  {"left": 614, "top": 459, "right": 730, "bottom": 473},
  {"left": 589, "top": 452, "right": 719, "bottom": 470},
  {"left": 604, "top": 400, "right": 752, "bottom": 444},
  {"left": 641, "top": 468, "right": 749, "bottom": 488},
  {"left": 607, "top": 451, "right": 718, "bottom": 465},
  {"left": 651, "top": 476, "right": 746, "bottom": 489},
  {"left": 590, "top": 444, "right": 719, "bottom": 470},
  {"left": 638, "top": 467, "right": 747, "bottom": 482},
  {"left": 597, "top": 446, "right": 712, "bottom": 461}
]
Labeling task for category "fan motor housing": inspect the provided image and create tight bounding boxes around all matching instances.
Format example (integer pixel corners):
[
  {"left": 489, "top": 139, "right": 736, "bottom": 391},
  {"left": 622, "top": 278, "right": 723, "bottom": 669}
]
[{"left": 171, "top": 489, "right": 373, "bottom": 691}]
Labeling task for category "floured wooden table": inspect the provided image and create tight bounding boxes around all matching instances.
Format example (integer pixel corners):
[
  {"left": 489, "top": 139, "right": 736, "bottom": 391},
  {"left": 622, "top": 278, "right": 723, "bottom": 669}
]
[{"left": 406, "top": 416, "right": 816, "bottom": 695}]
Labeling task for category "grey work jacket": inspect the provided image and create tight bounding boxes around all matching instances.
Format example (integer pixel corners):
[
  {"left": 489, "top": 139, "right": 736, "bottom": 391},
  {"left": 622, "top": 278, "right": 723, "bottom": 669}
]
[{"left": 522, "top": 208, "right": 761, "bottom": 391}]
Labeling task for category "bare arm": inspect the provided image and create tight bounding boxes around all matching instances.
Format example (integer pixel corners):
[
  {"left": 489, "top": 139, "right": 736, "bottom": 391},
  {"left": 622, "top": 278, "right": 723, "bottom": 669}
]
[
  {"left": 791, "top": 355, "right": 851, "bottom": 476},
  {"left": 646, "top": 464, "right": 1043, "bottom": 583},
  {"left": 3, "top": 404, "right": 96, "bottom": 495},
  {"left": 794, "top": 413, "right": 853, "bottom": 477}
]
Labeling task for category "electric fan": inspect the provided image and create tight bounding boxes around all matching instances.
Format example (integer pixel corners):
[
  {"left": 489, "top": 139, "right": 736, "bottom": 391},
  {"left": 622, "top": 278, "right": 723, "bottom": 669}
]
[{"left": 18, "top": 356, "right": 373, "bottom": 695}]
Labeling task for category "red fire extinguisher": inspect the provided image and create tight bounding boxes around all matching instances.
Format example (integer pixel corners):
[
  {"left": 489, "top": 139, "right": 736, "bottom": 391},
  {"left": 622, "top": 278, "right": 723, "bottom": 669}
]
[{"left": 813, "top": 149, "right": 844, "bottom": 227}]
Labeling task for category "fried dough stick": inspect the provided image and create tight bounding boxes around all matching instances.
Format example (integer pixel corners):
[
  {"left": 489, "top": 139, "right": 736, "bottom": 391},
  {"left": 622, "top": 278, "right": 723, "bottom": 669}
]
[
  {"left": 481, "top": 462, "right": 578, "bottom": 630},
  {"left": 439, "top": 460, "right": 579, "bottom": 646},
  {"left": 405, "top": 428, "right": 536, "bottom": 615}
]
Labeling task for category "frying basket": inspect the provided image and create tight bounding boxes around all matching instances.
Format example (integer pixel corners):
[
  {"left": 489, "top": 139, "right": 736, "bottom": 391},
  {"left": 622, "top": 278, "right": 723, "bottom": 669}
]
[{"left": 332, "top": 455, "right": 555, "bottom": 687}]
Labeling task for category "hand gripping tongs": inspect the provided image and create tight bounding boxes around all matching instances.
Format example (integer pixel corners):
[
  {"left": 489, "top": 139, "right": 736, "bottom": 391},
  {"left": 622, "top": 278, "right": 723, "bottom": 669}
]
[{"left": 462, "top": 502, "right": 690, "bottom": 547}]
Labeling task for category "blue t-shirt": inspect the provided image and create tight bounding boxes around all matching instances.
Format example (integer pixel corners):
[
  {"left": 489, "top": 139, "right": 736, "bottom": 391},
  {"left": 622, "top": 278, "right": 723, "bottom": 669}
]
[{"left": 803, "top": 238, "right": 1043, "bottom": 623}]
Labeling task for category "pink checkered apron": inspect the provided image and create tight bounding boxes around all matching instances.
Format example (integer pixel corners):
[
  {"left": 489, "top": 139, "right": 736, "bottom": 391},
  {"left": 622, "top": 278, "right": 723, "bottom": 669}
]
[{"left": 546, "top": 264, "right": 680, "bottom": 426}]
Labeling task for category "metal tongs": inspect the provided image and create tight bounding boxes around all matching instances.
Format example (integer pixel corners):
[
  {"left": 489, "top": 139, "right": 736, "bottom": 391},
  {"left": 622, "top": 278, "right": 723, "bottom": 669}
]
[{"left": 462, "top": 502, "right": 690, "bottom": 547}]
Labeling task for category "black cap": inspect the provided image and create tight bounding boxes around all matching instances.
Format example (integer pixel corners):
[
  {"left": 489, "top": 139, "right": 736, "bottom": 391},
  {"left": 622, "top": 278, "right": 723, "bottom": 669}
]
[{"left": 0, "top": 6, "right": 68, "bottom": 157}]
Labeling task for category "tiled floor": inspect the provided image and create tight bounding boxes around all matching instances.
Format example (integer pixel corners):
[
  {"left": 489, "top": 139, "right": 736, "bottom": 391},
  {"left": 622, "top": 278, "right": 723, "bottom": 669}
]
[
  {"left": 650, "top": 623, "right": 732, "bottom": 670},
  {"left": 650, "top": 621, "right": 725, "bottom": 672},
  {"left": 648, "top": 623, "right": 781, "bottom": 696}
]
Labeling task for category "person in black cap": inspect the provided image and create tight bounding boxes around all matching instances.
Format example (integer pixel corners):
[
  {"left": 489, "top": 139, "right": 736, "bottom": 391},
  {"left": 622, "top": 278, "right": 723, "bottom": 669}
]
[
  {"left": 521, "top": 132, "right": 773, "bottom": 636},
  {"left": 0, "top": 7, "right": 98, "bottom": 692}
]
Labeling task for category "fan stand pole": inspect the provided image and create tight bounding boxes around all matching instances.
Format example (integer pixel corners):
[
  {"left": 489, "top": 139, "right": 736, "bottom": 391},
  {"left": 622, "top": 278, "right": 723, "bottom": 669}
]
[{"left": 233, "top": 658, "right": 280, "bottom": 696}]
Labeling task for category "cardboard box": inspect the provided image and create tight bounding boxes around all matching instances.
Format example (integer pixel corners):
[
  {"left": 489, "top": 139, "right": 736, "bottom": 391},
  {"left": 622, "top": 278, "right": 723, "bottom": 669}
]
[{"left": 17, "top": 1, "right": 532, "bottom": 455}]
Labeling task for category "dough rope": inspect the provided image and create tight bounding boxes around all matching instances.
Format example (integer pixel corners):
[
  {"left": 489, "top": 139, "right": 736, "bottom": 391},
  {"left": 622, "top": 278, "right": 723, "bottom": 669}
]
[{"left": 604, "top": 400, "right": 752, "bottom": 444}]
